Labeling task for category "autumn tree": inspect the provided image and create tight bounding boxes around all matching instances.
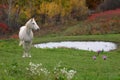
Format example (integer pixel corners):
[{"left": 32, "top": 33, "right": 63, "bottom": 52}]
[
  {"left": 0, "top": 0, "right": 88, "bottom": 29},
  {"left": 98, "top": 0, "right": 120, "bottom": 11},
  {"left": 86, "top": 0, "right": 104, "bottom": 10},
  {"left": 38, "top": 0, "right": 88, "bottom": 25}
]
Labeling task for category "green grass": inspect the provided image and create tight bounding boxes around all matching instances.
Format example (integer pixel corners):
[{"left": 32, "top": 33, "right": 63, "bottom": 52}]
[
  {"left": 0, "top": 34, "right": 120, "bottom": 80},
  {"left": 35, "top": 34, "right": 120, "bottom": 42}
]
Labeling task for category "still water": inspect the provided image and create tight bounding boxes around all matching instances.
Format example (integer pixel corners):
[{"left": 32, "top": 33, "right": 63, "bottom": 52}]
[{"left": 34, "top": 41, "right": 117, "bottom": 52}]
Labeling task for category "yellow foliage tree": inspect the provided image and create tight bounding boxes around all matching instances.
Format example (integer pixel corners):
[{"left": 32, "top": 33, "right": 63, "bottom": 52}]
[
  {"left": 47, "top": 2, "right": 61, "bottom": 17},
  {"left": 39, "top": 2, "right": 61, "bottom": 18}
]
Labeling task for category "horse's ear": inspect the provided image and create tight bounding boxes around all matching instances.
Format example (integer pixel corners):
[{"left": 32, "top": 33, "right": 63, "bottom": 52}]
[
  {"left": 31, "top": 17, "right": 34, "bottom": 19},
  {"left": 30, "top": 18, "right": 34, "bottom": 22}
]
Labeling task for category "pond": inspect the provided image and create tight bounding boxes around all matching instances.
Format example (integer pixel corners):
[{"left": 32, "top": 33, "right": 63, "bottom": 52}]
[{"left": 34, "top": 41, "right": 117, "bottom": 52}]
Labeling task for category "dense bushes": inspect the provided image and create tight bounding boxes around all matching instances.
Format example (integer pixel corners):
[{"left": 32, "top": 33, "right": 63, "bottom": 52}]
[
  {"left": 0, "top": 4, "right": 8, "bottom": 30},
  {"left": 86, "top": 0, "right": 103, "bottom": 9},
  {"left": 0, "top": 23, "right": 9, "bottom": 35},
  {"left": 98, "top": 0, "right": 120, "bottom": 11}
]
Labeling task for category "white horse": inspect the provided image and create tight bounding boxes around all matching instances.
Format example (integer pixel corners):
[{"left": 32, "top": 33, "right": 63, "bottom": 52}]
[{"left": 19, "top": 18, "right": 39, "bottom": 58}]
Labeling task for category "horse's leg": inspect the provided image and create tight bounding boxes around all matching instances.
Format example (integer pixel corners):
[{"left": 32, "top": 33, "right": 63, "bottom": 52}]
[
  {"left": 19, "top": 40, "right": 23, "bottom": 46},
  {"left": 27, "top": 41, "right": 32, "bottom": 57},
  {"left": 22, "top": 41, "right": 32, "bottom": 58},
  {"left": 23, "top": 41, "right": 29, "bottom": 57}
]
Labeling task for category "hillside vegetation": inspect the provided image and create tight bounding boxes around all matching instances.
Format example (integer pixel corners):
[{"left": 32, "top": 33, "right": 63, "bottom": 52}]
[
  {"left": 1, "top": 0, "right": 120, "bottom": 37},
  {"left": 36, "top": 9, "right": 120, "bottom": 37},
  {"left": 62, "top": 9, "right": 120, "bottom": 36}
]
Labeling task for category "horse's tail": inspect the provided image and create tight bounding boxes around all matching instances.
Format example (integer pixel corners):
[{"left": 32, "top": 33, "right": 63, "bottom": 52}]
[{"left": 19, "top": 40, "right": 24, "bottom": 46}]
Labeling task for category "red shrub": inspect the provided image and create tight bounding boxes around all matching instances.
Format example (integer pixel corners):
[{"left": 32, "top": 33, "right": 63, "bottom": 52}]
[
  {"left": 10, "top": 34, "right": 18, "bottom": 39},
  {"left": 0, "top": 12, "right": 2, "bottom": 15},
  {"left": 88, "top": 9, "right": 120, "bottom": 21},
  {"left": 0, "top": 4, "right": 8, "bottom": 9},
  {"left": 0, "top": 23, "right": 9, "bottom": 33}
]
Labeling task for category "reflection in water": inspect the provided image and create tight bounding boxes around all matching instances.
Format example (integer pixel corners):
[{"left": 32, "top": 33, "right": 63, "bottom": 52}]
[{"left": 34, "top": 41, "right": 117, "bottom": 52}]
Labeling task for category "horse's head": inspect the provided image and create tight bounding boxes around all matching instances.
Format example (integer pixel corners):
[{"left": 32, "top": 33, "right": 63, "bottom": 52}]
[{"left": 25, "top": 18, "right": 40, "bottom": 30}]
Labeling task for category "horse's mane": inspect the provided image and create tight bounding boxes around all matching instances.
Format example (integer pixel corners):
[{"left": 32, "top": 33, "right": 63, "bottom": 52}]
[
  {"left": 25, "top": 18, "right": 34, "bottom": 27},
  {"left": 25, "top": 19, "right": 31, "bottom": 27}
]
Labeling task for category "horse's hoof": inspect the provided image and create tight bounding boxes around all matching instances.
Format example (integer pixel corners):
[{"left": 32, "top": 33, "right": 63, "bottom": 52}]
[
  {"left": 22, "top": 55, "right": 26, "bottom": 58},
  {"left": 28, "top": 55, "right": 31, "bottom": 58}
]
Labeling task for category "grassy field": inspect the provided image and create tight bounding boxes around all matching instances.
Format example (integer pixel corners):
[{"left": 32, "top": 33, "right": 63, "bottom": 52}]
[{"left": 0, "top": 34, "right": 120, "bottom": 80}]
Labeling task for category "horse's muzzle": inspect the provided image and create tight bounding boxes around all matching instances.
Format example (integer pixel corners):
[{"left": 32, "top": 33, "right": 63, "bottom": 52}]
[{"left": 36, "top": 28, "right": 40, "bottom": 31}]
